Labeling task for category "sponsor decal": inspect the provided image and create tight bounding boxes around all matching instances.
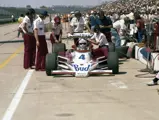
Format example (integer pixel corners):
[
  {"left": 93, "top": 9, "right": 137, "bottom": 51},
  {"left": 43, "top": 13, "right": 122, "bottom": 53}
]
[{"left": 73, "top": 64, "right": 90, "bottom": 71}]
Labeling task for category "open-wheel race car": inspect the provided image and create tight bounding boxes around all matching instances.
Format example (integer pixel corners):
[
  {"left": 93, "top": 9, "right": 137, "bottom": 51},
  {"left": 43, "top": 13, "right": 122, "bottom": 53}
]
[{"left": 45, "top": 33, "right": 119, "bottom": 77}]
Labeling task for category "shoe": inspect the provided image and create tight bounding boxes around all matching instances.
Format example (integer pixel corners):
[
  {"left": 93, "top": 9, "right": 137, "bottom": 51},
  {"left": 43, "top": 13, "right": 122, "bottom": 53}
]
[
  {"left": 30, "top": 66, "right": 35, "bottom": 69},
  {"left": 147, "top": 81, "right": 158, "bottom": 86}
]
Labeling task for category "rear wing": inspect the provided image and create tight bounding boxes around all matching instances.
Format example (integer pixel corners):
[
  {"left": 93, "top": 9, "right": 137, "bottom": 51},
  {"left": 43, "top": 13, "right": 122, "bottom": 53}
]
[{"left": 67, "top": 33, "right": 93, "bottom": 39}]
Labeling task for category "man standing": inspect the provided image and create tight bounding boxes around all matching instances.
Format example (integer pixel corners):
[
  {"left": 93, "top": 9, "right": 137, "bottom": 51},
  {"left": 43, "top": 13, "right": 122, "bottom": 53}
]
[
  {"left": 33, "top": 11, "right": 49, "bottom": 71},
  {"left": 20, "top": 8, "right": 36, "bottom": 69},
  {"left": 112, "top": 17, "right": 129, "bottom": 46},
  {"left": 50, "top": 15, "right": 63, "bottom": 44},
  {"left": 69, "top": 10, "right": 87, "bottom": 45},
  {"left": 86, "top": 10, "right": 98, "bottom": 32},
  {"left": 135, "top": 14, "right": 145, "bottom": 43},
  {"left": 97, "top": 10, "right": 113, "bottom": 42}
]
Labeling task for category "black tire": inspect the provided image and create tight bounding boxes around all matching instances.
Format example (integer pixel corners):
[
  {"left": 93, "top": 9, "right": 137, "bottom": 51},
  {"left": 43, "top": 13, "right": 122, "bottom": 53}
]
[
  {"left": 52, "top": 43, "right": 66, "bottom": 53},
  {"left": 116, "top": 46, "right": 129, "bottom": 58},
  {"left": 108, "top": 42, "right": 115, "bottom": 52},
  {"left": 45, "top": 53, "right": 58, "bottom": 76},
  {"left": 107, "top": 52, "right": 119, "bottom": 74}
]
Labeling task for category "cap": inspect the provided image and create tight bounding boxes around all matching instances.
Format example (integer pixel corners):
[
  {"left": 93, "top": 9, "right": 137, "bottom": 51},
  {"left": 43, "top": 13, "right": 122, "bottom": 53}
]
[{"left": 40, "top": 10, "right": 49, "bottom": 16}]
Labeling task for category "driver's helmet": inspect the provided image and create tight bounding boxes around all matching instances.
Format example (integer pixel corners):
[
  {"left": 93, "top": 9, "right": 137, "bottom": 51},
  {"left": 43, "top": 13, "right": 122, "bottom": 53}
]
[{"left": 78, "top": 38, "right": 88, "bottom": 50}]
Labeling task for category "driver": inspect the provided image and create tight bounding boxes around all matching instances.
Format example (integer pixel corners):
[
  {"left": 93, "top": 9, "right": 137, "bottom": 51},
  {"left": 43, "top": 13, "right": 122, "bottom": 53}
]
[
  {"left": 77, "top": 38, "right": 88, "bottom": 50},
  {"left": 66, "top": 38, "right": 89, "bottom": 60}
]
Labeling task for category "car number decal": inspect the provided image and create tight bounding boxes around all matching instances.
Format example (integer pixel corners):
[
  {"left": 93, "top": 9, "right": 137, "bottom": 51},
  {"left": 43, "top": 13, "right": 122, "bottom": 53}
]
[{"left": 79, "top": 54, "right": 85, "bottom": 60}]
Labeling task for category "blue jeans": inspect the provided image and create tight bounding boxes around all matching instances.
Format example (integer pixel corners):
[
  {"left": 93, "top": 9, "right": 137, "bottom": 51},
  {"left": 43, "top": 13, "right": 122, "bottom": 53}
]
[
  {"left": 137, "top": 30, "right": 143, "bottom": 43},
  {"left": 111, "top": 28, "right": 121, "bottom": 47}
]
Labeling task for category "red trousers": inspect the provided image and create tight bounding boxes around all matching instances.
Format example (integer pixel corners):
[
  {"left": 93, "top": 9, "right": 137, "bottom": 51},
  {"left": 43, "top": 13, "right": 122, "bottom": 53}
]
[
  {"left": 35, "top": 35, "right": 48, "bottom": 71},
  {"left": 23, "top": 34, "right": 36, "bottom": 69}
]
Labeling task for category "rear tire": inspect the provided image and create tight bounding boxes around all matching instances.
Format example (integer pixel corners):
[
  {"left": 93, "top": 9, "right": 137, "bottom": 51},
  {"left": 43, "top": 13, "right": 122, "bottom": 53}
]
[
  {"left": 107, "top": 52, "right": 119, "bottom": 74},
  {"left": 108, "top": 42, "right": 115, "bottom": 52},
  {"left": 45, "top": 53, "right": 58, "bottom": 76},
  {"left": 52, "top": 43, "right": 66, "bottom": 53},
  {"left": 116, "top": 46, "right": 129, "bottom": 58}
]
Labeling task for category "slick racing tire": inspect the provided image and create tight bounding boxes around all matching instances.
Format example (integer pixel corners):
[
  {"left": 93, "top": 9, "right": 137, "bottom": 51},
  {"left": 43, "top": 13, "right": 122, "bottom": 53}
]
[
  {"left": 45, "top": 53, "right": 58, "bottom": 76},
  {"left": 52, "top": 43, "right": 66, "bottom": 53},
  {"left": 108, "top": 42, "right": 115, "bottom": 52},
  {"left": 107, "top": 52, "right": 119, "bottom": 74},
  {"left": 116, "top": 46, "right": 129, "bottom": 58}
]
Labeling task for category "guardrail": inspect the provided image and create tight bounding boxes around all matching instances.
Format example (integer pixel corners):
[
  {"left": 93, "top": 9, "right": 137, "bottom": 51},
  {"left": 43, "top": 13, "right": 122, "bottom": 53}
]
[{"left": 0, "top": 18, "right": 18, "bottom": 24}]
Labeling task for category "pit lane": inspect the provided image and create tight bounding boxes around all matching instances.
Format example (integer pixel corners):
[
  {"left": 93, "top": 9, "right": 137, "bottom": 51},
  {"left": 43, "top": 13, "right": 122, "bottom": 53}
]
[{"left": 0, "top": 23, "right": 159, "bottom": 120}]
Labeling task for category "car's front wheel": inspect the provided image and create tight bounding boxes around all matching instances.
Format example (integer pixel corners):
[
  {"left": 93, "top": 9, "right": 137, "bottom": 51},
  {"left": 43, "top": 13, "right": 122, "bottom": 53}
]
[{"left": 45, "top": 53, "right": 58, "bottom": 76}]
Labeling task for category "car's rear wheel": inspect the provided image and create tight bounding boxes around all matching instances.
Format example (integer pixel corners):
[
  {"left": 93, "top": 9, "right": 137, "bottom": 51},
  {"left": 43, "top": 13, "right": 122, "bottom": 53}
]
[
  {"left": 45, "top": 53, "right": 58, "bottom": 76},
  {"left": 116, "top": 46, "right": 129, "bottom": 58},
  {"left": 108, "top": 42, "right": 115, "bottom": 52},
  {"left": 52, "top": 43, "right": 66, "bottom": 53},
  {"left": 107, "top": 52, "right": 119, "bottom": 74}
]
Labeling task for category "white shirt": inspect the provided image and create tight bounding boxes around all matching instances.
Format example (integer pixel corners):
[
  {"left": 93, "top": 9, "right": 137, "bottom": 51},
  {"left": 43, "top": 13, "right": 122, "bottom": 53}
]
[
  {"left": 126, "top": 12, "right": 134, "bottom": 20},
  {"left": 52, "top": 23, "right": 63, "bottom": 35},
  {"left": 20, "top": 16, "right": 33, "bottom": 33},
  {"left": 70, "top": 17, "right": 86, "bottom": 32},
  {"left": 91, "top": 33, "right": 108, "bottom": 46},
  {"left": 33, "top": 16, "right": 45, "bottom": 35},
  {"left": 113, "top": 19, "right": 126, "bottom": 31},
  {"left": 120, "top": 14, "right": 127, "bottom": 20}
]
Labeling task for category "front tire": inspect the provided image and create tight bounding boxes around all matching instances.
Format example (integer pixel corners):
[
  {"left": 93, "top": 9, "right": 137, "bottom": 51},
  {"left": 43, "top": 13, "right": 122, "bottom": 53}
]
[{"left": 45, "top": 53, "right": 58, "bottom": 76}]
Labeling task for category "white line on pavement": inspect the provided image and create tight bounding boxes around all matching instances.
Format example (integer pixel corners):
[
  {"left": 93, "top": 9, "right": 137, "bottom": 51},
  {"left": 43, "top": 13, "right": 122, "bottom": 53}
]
[
  {"left": 110, "top": 81, "right": 128, "bottom": 89},
  {"left": 2, "top": 69, "right": 34, "bottom": 120}
]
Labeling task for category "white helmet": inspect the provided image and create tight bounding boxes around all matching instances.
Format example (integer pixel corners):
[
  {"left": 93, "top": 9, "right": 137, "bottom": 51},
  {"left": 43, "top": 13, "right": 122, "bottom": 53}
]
[{"left": 78, "top": 39, "right": 88, "bottom": 50}]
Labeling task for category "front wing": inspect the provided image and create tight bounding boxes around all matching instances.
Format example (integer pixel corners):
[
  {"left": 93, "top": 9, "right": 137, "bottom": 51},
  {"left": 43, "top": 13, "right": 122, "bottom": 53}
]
[
  {"left": 51, "top": 69, "right": 112, "bottom": 77},
  {"left": 51, "top": 55, "right": 112, "bottom": 77}
]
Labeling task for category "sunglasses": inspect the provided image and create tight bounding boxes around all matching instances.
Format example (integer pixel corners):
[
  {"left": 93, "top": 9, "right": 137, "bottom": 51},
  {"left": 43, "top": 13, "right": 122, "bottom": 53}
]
[{"left": 79, "top": 43, "right": 87, "bottom": 45}]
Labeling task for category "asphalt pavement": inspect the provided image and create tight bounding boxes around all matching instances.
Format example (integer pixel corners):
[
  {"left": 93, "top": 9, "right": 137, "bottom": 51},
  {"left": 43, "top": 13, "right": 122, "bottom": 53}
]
[{"left": 0, "top": 22, "right": 159, "bottom": 120}]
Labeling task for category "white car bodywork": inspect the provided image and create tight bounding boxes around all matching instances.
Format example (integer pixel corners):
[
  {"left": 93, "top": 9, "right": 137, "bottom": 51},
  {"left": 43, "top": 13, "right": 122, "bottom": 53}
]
[
  {"left": 50, "top": 33, "right": 112, "bottom": 77},
  {"left": 52, "top": 50, "right": 112, "bottom": 77}
]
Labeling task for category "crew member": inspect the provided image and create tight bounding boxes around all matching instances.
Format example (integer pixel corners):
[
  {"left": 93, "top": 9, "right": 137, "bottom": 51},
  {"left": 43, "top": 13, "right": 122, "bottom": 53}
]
[
  {"left": 33, "top": 10, "right": 49, "bottom": 71},
  {"left": 135, "top": 14, "right": 145, "bottom": 43},
  {"left": 96, "top": 10, "right": 113, "bottom": 42},
  {"left": 86, "top": 10, "right": 98, "bottom": 32},
  {"left": 69, "top": 10, "right": 88, "bottom": 45},
  {"left": 50, "top": 15, "right": 63, "bottom": 44},
  {"left": 20, "top": 8, "right": 36, "bottom": 69},
  {"left": 88, "top": 25, "right": 108, "bottom": 48}
]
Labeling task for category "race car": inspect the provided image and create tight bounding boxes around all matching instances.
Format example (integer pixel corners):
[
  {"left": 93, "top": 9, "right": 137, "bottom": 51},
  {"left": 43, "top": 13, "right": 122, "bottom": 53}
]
[{"left": 45, "top": 33, "right": 119, "bottom": 77}]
